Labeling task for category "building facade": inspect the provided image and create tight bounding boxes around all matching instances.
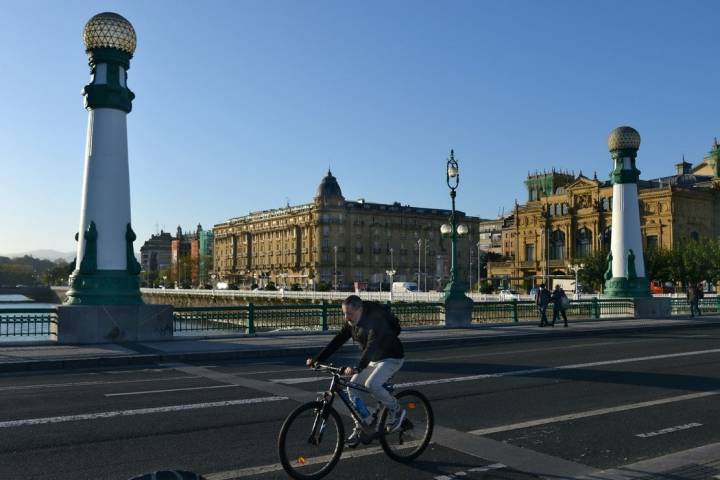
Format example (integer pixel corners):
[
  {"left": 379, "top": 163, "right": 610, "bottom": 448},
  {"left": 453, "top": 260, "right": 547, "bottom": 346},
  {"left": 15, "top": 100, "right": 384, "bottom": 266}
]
[
  {"left": 213, "top": 171, "right": 481, "bottom": 290},
  {"left": 139, "top": 231, "right": 172, "bottom": 286},
  {"left": 488, "top": 140, "right": 720, "bottom": 291}
]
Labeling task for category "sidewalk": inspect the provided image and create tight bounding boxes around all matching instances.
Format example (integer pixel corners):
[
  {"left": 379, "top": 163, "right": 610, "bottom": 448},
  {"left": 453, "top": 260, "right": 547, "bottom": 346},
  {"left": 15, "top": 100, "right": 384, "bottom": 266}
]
[{"left": 0, "top": 315, "right": 719, "bottom": 373}]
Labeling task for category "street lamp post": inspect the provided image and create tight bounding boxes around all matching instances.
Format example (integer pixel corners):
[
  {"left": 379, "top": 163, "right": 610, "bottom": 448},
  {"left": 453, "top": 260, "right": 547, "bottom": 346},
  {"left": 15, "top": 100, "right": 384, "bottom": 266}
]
[
  {"left": 440, "top": 150, "right": 470, "bottom": 300},
  {"left": 423, "top": 239, "right": 428, "bottom": 292},
  {"left": 568, "top": 262, "right": 585, "bottom": 299},
  {"left": 417, "top": 239, "right": 422, "bottom": 290},
  {"left": 476, "top": 241, "right": 482, "bottom": 293},
  {"left": 440, "top": 149, "right": 473, "bottom": 327},
  {"left": 333, "top": 245, "right": 338, "bottom": 291}
]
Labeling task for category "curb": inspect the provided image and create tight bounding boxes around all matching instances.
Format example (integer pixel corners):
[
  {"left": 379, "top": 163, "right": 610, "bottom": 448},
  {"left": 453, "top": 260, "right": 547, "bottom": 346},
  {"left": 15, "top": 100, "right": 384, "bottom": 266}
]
[{"left": 1, "top": 318, "right": 718, "bottom": 374}]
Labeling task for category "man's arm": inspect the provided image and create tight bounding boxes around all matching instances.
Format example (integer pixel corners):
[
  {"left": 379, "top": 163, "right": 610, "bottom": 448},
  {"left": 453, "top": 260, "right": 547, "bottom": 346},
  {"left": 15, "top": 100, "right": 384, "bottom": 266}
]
[{"left": 312, "top": 323, "right": 352, "bottom": 365}]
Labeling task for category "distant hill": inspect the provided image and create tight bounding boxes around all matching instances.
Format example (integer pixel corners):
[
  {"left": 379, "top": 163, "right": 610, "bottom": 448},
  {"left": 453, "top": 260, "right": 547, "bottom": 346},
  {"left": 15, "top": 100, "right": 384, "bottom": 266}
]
[{"left": 2, "top": 250, "right": 75, "bottom": 262}]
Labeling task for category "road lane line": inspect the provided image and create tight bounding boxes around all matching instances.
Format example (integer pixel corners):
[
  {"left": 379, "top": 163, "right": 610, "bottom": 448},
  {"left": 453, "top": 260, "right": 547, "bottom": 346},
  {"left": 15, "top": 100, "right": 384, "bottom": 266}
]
[
  {"left": 0, "top": 396, "right": 288, "bottom": 428},
  {"left": 270, "top": 377, "right": 324, "bottom": 384},
  {"left": 104, "top": 384, "right": 241, "bottom": 397},
  {"left": 469, "top": 391, "right": 719, "bottom": 435},
  {"left": 204, "top": 442, "right": 421, "bottom": 480},
  {"left": 0, "top": 376, "right": 199, "bottom": 392},
  {"left": 395, "top": 347, "right": 720, "bottom": 388},
  {"left": 636, "top": 422, "right": 703, "bottom": 438},
  {"left": 435, "top": 463, "right": 507, "bottom": 479}
]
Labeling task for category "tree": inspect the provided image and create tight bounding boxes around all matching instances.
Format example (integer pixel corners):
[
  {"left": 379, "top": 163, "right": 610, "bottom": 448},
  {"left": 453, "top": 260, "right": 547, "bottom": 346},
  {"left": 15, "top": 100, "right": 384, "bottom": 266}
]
[
  {"left": 578, "top": 247, "right": 609, "bottom": 293},
  {"left": 644, "top": 247, "right": 674, "bottom": 283}
]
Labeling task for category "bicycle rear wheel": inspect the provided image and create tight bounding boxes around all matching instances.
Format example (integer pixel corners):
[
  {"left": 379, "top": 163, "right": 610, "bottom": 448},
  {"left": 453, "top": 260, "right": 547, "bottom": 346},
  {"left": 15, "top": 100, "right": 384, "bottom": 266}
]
[
  {"left": 278, "top": 401, "right": 344, "bottom": 480},
  {"left": 378, "top": 389, "right": 433, "bottom": 462}
]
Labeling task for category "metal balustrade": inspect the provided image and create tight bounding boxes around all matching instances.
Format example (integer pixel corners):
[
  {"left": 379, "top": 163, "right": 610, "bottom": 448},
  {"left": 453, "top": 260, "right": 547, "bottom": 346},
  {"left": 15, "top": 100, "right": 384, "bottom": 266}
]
[{"left": 0, "top": 308, "right": 57, "bottom": 339}]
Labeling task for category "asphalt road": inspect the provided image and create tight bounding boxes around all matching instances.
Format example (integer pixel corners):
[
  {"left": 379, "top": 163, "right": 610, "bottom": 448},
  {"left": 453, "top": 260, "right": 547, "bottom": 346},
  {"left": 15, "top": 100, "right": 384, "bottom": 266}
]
[{"left": 3, "top": 325, "right": 720, "bottom": 479}]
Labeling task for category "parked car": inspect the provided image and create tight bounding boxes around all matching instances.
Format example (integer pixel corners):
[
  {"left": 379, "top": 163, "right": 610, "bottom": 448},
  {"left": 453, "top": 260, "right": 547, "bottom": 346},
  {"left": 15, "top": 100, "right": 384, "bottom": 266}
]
[
  {"left": 498, "top": 289, "right": 518, "bottom": 300},
  {"left": 650, "top": 280, "right": 675, "bottom": 294}
]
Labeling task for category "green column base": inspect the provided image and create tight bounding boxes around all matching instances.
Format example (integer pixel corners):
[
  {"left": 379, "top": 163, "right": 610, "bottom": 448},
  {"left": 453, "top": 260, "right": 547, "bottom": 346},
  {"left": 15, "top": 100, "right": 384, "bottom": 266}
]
[
  {"left": 65, "top": 269, "right": 143, "bottom": 305},
  {"left": 442, "top": 281, "right": 470, "bottom": 303},
  {"left": 603, "top": 276, "right": 650, "bottom": 298}
]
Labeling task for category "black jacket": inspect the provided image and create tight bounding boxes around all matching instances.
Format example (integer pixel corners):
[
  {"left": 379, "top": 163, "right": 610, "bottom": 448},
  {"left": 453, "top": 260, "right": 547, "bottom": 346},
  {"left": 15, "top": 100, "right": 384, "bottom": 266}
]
[{"left": 313, "top": 303, "right": 404, "bottom": 371}]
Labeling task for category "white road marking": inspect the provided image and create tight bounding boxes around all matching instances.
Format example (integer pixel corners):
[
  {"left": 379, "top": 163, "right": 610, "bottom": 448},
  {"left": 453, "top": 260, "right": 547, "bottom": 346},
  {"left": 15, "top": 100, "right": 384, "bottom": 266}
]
[
  {"left": 470, "top": 392, "right": 718, "bottom": 435},
  {"left": 435, "top": 463, "right": 506, "bottom": 479},
  {"left": 0, "top": 376, "right": 198, "bottom": 392},
  {"left": 396, "top": 347, "right": 720, "bottom": 388},
  {"left": 104, "top": 384, "right": 241, "bottom": 397},
  {"left": 0, "top": 396, "right": 288, "bottom": 429},
  {"left": 271, "top": 377, "right": 324, "bottom": 384},
  {"left": 205, "top": 442, "right": 422, "bottom": 480},
  {"left": 636, "top": 422, "right": 703, "bottom": 438},
  {"left": 268, "top": 347, "right": 720, "bottom": 387}
]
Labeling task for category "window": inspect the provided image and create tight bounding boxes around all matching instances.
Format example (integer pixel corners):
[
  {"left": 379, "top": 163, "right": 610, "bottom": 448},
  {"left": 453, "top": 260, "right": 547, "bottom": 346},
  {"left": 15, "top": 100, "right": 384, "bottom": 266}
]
[
  {"left": 691, "top": 231, "right": 699, "bottom": 241},
  {"left": 550, "top": 230, "right": 565, "bottom": 260},
  {"left": 602, "top": 227, "right": 612, "bottom": 249},
  {"left": 646, "top": 235, "right": 658, "bottom": 250},
  {"left": 525, "top": 244, "right": 535, "bottom": 262},
  {"left": 575, "top": 228, "right": 592, "bottom": 258}
]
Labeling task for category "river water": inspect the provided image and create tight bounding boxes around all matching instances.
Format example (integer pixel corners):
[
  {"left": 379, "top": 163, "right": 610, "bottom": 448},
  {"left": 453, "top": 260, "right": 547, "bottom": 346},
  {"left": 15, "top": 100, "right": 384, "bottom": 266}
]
[{"left": 0, "top": 294, "right": 56, "bottom": 341}]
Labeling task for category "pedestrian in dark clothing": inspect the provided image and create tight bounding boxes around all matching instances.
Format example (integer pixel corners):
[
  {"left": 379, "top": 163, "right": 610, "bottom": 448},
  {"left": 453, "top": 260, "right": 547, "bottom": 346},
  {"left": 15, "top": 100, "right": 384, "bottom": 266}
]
[
  {"left": 688, "top": 282, "right": 702, "bottom": 317},
  {"left": 535, "top": 283, "right": 551, "bottom": 327},
  {"left": 551, "top": 285, "right": 569, "bottom": 327}
]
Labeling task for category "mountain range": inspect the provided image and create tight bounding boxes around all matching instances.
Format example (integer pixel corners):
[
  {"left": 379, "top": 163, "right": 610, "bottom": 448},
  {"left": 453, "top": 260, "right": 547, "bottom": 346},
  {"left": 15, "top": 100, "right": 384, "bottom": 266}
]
[{"left": 1, "top": 250, "right": 76, "bottom": 262}]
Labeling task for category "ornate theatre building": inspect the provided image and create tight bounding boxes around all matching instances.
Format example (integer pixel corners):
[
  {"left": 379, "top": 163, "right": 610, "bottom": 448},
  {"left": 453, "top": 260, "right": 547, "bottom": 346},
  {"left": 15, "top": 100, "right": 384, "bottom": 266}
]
[{"left": 489, "top": 140, "right": 720, "bottom": 290}]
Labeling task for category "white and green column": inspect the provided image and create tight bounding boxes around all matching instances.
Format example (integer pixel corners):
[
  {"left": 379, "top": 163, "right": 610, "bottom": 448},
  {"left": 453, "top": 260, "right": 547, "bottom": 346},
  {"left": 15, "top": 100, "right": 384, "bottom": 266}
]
[
  {"left": 66, "top": 12, "right": 142, "bottom": 305},
  {"left": 603, "top": 126, "right": 650, "bottom": 297}
]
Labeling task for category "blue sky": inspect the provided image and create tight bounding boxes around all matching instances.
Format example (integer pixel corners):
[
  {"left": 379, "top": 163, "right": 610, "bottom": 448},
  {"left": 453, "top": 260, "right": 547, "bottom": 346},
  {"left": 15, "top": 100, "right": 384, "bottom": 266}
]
[{"left": 1, "top": 0, "right": 718, "bottom": 255}]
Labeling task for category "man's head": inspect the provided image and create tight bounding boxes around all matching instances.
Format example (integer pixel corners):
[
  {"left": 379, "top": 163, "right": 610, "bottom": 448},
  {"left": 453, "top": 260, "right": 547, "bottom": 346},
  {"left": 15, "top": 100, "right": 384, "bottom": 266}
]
[
  {"left": 539, "top": 283, "right": 546, "bottom": 289},
  {"left": 342, "top": 295, "right": 364, "bottom": 324},
  {"left": 554, "top": 285, "right": 561, "bottom": 291}
]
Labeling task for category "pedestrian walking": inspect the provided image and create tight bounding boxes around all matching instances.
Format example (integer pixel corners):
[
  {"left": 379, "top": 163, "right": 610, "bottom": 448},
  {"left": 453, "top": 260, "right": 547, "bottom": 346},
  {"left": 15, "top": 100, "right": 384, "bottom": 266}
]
[
  {"left": 551, "top": 285, "right": 569, "bottom": 327},
  {"left": 688, "top": 282, "right": 703, "bottom": 317},
  {"left": 535, "top": 283, "right": 551, "bottom": 327}
]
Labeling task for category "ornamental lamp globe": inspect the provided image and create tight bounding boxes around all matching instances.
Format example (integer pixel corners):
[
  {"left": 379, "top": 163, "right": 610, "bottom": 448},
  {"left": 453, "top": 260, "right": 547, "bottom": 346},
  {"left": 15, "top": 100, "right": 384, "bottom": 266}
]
[
  {"left": 457, "top": 224, "right": 469, "bottom": 235},
  {"left": 440, "top": 224, "right": 452, "bottom": 235}
]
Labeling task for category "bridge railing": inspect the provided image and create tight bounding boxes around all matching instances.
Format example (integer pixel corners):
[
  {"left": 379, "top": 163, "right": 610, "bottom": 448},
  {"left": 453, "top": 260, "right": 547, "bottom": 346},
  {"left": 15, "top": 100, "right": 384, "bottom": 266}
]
[
  {"left": 670, "top": 297, "right": 720, "bottom": 315},
  {"left": 0, "top": 308, "right": 57, "bottom": 340}
]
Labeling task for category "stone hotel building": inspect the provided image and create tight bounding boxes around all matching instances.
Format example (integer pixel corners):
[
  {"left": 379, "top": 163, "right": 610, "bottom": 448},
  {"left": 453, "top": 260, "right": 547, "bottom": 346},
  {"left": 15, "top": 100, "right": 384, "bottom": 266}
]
[{"left": 213, "top": 171, "right": 480, "bottom": 290}]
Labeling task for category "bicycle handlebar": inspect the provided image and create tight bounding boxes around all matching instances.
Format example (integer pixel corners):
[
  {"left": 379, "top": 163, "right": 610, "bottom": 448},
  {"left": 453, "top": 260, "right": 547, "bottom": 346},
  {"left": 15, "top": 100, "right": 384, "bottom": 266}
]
[{"left": 312, "top": 363, "right": 346, "bottom": 375}]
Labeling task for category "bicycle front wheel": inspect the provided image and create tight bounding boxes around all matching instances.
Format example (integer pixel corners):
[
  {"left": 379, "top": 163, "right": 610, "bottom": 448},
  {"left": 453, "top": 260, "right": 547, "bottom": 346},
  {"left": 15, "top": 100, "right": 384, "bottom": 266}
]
[
  {"left": 379, "top": 389, "right": 434, "bottom": 462},
  {"left": 278, "top": 401, "right": 344, "bottom": 480}
]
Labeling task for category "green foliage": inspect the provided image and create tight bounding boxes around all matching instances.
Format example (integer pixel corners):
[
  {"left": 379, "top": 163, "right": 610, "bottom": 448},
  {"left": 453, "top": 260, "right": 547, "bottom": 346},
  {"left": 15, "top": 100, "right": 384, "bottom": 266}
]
[
  {"left": 264, "top": 281, "right": 277, "bottom": 291},
  {"left": 479, "top": 280, "right": 493, "bottom": 294},
  {"left": 578, "top": 247, "right": 609, "bottom": 293},
  {"left": 0, "top": 255, "right": 56, "bottom": 286},
  {"left": 316, "top": 281, "right": 332, "bottom": 292}
]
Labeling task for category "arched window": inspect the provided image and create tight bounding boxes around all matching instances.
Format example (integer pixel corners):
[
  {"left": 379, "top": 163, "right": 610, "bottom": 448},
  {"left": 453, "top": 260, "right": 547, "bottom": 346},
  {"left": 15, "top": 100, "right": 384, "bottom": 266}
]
[
  {"left": 550, "top": 230, "right": 565, "bottom": 260},
  {"left": 602, "top": 227, "right": 612, "bottom": 249},
  {"left": 575, "top": 227, "right": 592, "bottom": 258},
  {"left": 562, "top": 203, "right": 569, "bottom": 215}
]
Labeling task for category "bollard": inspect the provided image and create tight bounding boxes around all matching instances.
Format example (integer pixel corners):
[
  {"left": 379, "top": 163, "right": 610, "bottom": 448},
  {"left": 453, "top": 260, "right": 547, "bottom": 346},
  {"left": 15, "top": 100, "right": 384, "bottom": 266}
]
[{"left": 247, "top": 303, "right": 256, "bottom": 335}]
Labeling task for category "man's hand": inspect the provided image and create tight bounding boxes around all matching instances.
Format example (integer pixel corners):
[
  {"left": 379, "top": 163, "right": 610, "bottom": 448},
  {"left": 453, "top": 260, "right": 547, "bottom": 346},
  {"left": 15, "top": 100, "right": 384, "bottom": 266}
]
[
  {"left": 343, "top": 367, "right": 356, "bottom": 376},
  {"left": 306, "top": 358, "right": 315, "bottom": 368}
]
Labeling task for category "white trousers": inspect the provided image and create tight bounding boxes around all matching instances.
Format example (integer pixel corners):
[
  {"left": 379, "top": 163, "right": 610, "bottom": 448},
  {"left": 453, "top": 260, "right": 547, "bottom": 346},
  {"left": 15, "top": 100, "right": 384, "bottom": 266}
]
[{"left": 348, "top": 357, "right": 404, "bottom": 424}]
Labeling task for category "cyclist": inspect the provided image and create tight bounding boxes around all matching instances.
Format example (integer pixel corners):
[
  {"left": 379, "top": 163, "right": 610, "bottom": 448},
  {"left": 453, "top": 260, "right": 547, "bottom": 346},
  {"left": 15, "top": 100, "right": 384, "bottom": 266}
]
[{"left": 306, "top": 295, "right": 405, "bottom": 448}]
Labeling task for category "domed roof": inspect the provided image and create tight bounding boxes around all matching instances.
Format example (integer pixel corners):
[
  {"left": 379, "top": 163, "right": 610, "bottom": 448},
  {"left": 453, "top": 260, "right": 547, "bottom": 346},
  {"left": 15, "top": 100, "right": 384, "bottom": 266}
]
[
  {"left": 83, "top": 12, "right": 136, "bottom": 55},
  {"left": 608, "top": 126, "right": 641, "bottom": 152},
  {"left": 316, "top": 170, "right": 343, "bottom": 198}
]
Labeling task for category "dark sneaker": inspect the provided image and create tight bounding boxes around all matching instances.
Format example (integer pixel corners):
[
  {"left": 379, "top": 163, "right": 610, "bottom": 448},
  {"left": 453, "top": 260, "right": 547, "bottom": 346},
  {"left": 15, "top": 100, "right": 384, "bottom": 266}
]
[
  {"left": 386, "top": 408, "right": 407, "bottom": 433},
  {"left": 346, "top": 426, "right": 363, "bottom": 448}
]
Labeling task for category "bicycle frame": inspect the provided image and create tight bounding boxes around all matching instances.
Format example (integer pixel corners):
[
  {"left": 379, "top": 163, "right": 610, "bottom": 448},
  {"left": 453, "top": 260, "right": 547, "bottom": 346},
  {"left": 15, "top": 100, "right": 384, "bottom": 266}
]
[{"left": 312, "top": 365, "right": 395, "bottom": 436}]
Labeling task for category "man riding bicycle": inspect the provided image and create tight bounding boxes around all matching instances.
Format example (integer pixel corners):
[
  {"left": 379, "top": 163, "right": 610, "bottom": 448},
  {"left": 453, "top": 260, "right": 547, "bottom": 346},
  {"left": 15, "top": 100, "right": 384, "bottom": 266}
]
[{"left": 306, "top": 295, "right": 406, "bottom": 448}]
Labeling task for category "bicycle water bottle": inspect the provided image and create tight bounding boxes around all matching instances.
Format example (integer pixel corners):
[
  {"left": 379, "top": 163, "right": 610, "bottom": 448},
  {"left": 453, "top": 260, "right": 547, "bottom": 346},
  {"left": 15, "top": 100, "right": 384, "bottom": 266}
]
[{"left": 354, "top": 397, "right": 370, "bottom": 420}]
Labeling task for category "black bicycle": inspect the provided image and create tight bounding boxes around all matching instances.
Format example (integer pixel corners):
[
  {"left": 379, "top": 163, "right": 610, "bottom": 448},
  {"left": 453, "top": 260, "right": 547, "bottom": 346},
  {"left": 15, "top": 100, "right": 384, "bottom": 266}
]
[{"left": 277, "top": 363, "right": 434, "bottom": 480}]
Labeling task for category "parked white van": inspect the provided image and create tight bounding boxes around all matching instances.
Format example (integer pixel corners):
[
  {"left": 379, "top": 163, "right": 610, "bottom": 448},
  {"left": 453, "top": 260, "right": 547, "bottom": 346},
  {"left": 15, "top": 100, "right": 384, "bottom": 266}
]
[{"left": 391, "top": 282, "right": 418, "bottom": 293}]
